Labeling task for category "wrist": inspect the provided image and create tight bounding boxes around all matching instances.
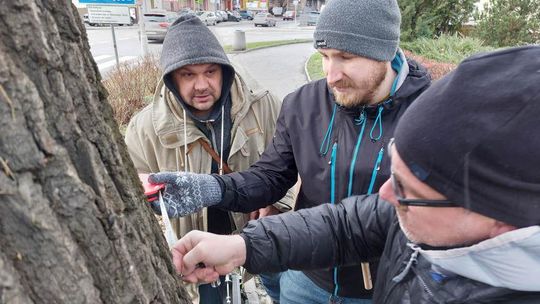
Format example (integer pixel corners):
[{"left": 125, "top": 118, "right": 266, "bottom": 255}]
[{"left": 232, "top": 235, "right": 247, "bottom": 267}]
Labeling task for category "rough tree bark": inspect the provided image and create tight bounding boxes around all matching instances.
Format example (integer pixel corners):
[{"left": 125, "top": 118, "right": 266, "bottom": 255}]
[{"left": 0, "top": 1, "right": 190, "bottom": 303}]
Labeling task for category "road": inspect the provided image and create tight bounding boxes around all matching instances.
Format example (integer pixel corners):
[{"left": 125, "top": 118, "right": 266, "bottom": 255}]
[{"left": 86, "top": 19, "right": 314, "bottom": 76}]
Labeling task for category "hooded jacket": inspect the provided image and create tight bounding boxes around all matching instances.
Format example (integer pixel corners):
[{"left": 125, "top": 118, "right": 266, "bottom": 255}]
[
  {"left": 240, "top": 195, "right": 540, "bottom": 303},
  {"left": 125, "top": 64, "right": 294, "bottom": 236},
  {"left": 216, "top": 51, "right": 431, "bottom": 297},
  {"left": 124, "top": 14, "right": 294, "bottom": 238}
]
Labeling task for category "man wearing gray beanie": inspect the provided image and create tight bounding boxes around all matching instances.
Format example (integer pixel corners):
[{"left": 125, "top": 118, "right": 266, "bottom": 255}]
[
  {"left": 124, "top": 13, "right": 295, "bottom": 303},
  {"left": 171, "top": 45, "right": 540, "bottom": 304},
  {"left": 149, "top": 1, "right": 430, "bottom": 302}
]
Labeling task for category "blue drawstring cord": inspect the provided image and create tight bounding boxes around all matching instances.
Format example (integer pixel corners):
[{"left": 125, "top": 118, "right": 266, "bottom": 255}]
[
  {"left": 369, "top": 106, "right": 384, "bottom": 141},
  {"left": 330, "top": 142, "right": 338, "bottom": 205},
  {"left": 320, "top": 104, "right": 338, "bottom": 156},
  {"left": 329, "top": 142, "right": 339, "bottom": 295},
  {"left": 347, "top": 110, "right": 367, "bottom": 196},
  {"left": 367, "top": 147, "right": 385, "bottom": 194}
]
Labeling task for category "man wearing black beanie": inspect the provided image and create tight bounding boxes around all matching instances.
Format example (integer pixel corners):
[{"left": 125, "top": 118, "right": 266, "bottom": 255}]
[
  {"left": 171, "top": 46, "right": 540, "bottom": 303},
  {"left": 150, "top": 0, "right": 430, "bottom": 302}
]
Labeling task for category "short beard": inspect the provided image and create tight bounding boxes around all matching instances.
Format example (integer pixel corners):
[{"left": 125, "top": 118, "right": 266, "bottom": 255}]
[{"left": 331, "top": 62, "right": 387, "bottom": 108}]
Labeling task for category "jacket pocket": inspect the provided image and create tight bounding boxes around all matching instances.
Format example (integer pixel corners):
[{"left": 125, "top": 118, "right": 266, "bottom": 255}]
[{"left": 230, "top": 126, "right": 265, "bottom": 169}]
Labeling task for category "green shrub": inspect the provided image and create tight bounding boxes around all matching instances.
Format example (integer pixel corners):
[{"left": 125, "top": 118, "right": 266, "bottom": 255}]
[
  {"left": 473, "top": 0, "right": 540, "bottom": 47},
  {"left": 400, "top": 34, "right": 494, "bottom": 64},
  {"left": 399, "top": 0, "right": 476, "bottom": 41}
]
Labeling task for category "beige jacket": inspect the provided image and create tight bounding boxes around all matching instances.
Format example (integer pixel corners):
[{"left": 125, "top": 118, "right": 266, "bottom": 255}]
[{"left": 125, "top": 66, "right": 295, "bottom": 238}]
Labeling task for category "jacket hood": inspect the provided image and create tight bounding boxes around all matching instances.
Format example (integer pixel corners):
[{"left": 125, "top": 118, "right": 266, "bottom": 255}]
[
  {"left": 151, "top": 65, "right": 268, "bottom": 148},
  {"left": 160, "top": 13, "right": 235, "bottom": 122},
  {"left": 416, "top": 226, "right": 540, "bottom": 292}
]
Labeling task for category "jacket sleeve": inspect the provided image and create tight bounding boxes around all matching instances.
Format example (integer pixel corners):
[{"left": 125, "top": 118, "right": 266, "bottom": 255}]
[
  {"left": 239, "top": 194, "right": 395, "bottom": 274},
  {"left": 265, "top": 91, "right": 296, "bottom": 213},
  {"left": 216, "top": 93, "right": 299, "bottom": 213},
  {"left": 124, "top": 112, "right": 153, "bottom": 173}
]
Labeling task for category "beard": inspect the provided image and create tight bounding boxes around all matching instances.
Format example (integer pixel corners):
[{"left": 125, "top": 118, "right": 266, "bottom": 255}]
[{"left": 330, "top": 63, "right": 387, "bottom": 108}]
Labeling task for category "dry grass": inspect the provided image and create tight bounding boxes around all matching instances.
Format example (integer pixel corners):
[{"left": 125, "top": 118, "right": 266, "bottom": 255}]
[
  {"left": 402, "top": 50, "right": 457, "bottom": 81},
  {"left": 103, "top": 55, "right": 161, "bottom": 126}
]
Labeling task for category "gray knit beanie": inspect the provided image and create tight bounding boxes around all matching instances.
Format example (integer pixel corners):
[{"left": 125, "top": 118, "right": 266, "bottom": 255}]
[
  {"left": 160, "top": 13, "right": 233, "bottom": 76},
  {"left": 314, "top": 0, "right": 401, "bottom": 62}
]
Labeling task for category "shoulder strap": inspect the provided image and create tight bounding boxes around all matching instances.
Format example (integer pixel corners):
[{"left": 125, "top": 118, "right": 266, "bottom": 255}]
[{"left": 196, "top": 138, "right": 233, "bottom": 174}]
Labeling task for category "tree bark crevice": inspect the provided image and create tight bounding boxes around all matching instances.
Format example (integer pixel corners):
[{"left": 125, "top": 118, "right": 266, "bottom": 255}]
[{"left": 0, "top": 1, "right": 190, "bottom": 303}]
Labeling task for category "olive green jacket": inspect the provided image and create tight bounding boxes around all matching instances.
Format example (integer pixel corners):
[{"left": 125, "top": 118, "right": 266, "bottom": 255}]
[{"left": 125, "top": 66, "right": 295, "bottom": 238}]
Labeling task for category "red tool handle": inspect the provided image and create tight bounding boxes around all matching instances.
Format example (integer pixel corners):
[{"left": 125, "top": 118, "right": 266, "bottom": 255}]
[{"left": 138, "top": 173, "right": 165, "bottom": 202}]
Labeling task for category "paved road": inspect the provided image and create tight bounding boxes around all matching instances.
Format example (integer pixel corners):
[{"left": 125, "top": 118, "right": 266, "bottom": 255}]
[
  {"left": 85, "top": 20, "right": 315, "bottom": 76},
  {"left": 229, "top": 42, "right": 316, "bottom": 100}
]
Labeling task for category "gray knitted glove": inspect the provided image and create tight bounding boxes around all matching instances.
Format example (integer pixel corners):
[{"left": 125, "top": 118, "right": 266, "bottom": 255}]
[{"left": 148, "top": 172, "right": 222, "bottom": 218}]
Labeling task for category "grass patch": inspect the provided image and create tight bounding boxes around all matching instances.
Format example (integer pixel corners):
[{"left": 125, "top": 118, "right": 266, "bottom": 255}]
[
  {"left": 223, "top": 39, "right": 312, "bottom": 53},
  {"left": 400, "top": 34, "right": 494, "bottom": 64},
  {"left": 306, "top": 51, "right": 324, "bottom": 81}
]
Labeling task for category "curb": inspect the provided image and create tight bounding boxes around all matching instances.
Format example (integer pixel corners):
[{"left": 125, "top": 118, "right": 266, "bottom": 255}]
[
  {"left": 304, "top": 50, "right": 320, "bottom": 82},
  {"left": 226, "top": 39, "right": 312, "bottom": 54}
]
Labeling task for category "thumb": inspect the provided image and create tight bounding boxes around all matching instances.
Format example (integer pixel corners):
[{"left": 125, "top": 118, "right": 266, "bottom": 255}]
[{"left": 148, "top": 172, "right": 178, "bottom": 184}]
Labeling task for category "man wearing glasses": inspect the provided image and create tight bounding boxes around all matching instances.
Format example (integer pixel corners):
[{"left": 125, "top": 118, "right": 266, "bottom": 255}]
[{"left": 170, "top": 45, "right": 540, "bottom": 303}]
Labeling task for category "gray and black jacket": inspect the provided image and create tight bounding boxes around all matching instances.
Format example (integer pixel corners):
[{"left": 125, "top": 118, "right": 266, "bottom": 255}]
[
  {"left": 239, "top": 194, "right": 540, "bottom": 303},
  {"left": 215, "top": 54, "right": 431, "bottom": 297}
]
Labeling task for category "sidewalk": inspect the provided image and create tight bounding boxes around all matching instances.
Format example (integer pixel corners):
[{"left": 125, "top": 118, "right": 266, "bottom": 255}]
[{"left": 229, "top": 42, "right": 316, "bottom": 100}]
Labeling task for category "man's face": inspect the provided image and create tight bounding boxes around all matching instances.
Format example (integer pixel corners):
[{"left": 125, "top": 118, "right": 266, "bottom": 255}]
[
  {"left": 320, "top": 48, "right": 388, "bottom": 108},
  {"left": 171, "top": 63, "right": 223, "bottom": 117},
  {"left": 379, "top": 144, "right": 499, "bottom": 247}
]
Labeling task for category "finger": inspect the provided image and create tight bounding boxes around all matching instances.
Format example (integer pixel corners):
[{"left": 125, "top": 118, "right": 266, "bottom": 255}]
[
  {"left": 249, "top": 210, "right": 259, "bottom": 220},
  {"left": 171, "top": 242, "right": 188, "bottom": 275},
  {"left": 215, "top": 263, "right": 235, "bottom": 275},
  {"left": 182, "top": 267, "right": 219, "bottom": 284}
]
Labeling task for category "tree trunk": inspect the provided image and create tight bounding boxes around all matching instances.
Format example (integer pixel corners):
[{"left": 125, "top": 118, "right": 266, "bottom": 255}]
[{"left": 0, "top": 1, "right": 190, "bottom": 303}]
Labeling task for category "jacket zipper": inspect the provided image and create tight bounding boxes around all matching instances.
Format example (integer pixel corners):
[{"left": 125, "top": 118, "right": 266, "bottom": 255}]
[{"left": 416, "top": 270, "right": 440, "bottom": 304}]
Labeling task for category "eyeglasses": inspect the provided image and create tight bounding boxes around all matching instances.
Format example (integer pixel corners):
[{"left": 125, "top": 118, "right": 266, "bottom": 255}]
[{"left": 388, "top": 138, "right": 458, "bottom": 208}]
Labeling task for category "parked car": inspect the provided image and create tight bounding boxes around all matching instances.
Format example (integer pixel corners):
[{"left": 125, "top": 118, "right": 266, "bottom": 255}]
[
  {"left": 282, "top": 11, "right": 295, "bottom": 20},
  {"left": 215, "top": 11, "right": 225, "bottom": 23},
  {"left": 239, "top": 10, "right": 254, "bottom": 20},
  {"left": 253, "top": 12, "right": 276, "bottom": 27},
  {"left": 196, "top": 11, "right": 217, "bottom": 26},
  {"left": 178, "top": 8, "right": 194, "bottom": 15},
  {"left": 307, "top": 11, "right": 320, "bottom": 26},
  {"left": 226, "top": 11, "right": 242, "bottom": 22},
  {"left": 144, "top": 11, "right": 178, "bottom": 41}
]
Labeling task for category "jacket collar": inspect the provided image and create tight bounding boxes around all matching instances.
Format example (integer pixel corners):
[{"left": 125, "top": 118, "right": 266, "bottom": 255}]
[{"left": 416, "top": 226, "right": 540, "bottom": 292}]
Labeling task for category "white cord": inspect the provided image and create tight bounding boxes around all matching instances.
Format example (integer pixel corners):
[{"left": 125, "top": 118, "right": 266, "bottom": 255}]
[
  {"left": 183, "top": 109, "right": 189, "bottom": 172},
  {"left": 220, "top": 105, "right": 224, "bottom": 175}
]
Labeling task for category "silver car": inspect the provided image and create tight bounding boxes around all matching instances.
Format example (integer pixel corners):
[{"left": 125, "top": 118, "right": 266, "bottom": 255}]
[
  {"left": 253, "top": 12, "right": 276, "bottom": 27},
  {"left": 144, "top": 11, "right": 178, "bottom": 42},
  {"left": 196, "top": 11, "right": 218, "bottom": 26}
]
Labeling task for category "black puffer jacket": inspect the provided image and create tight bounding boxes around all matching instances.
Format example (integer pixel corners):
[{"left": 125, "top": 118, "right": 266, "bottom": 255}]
[
  {"left": 240, "top": 195, "right": 540, "bottom": 303},
  {"left": 216, "top": 57, "right": 430, "bottom": 297}
]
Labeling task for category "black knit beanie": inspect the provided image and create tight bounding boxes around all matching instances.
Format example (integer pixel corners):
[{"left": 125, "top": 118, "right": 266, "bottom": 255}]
[
  {"left": 394, "top": 46, "right": 540, "bottom": 228},
  {"left": 313, "top": 0, "right": 401, "bottom": 61}
]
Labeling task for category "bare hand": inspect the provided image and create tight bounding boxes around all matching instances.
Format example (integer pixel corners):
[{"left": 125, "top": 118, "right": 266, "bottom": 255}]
[
  {"left": 249, "top": 210, "right": 259, "bottom": 220},
  {"left": 257, "top": 205, "right": 280, "bottom": 218},
  {"left": 172, "top": 231, "right": 246, "bottom": 283}
]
